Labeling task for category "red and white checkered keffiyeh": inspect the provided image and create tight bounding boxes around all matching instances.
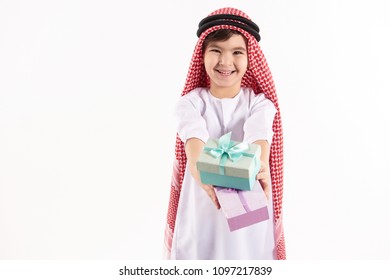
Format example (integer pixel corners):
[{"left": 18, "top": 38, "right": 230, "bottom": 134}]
[{"left": 164, "top": 7, "right": 286, "bottom": 260}]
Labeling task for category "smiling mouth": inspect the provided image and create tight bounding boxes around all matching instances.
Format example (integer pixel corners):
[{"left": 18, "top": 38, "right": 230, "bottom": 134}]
[{"left": 216, "top": 70, "right": 236, "bottom": 76}]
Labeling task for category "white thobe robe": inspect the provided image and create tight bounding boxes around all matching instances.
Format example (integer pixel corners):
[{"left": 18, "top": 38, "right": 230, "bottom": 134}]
[{"left": 170, "top": 87, "right": 277, "bottom": 260}]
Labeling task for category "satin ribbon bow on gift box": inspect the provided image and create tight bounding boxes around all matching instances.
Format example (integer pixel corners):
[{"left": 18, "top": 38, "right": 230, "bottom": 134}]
[{"left": 204, "top": 132, "right": 251, "bottom": 175}]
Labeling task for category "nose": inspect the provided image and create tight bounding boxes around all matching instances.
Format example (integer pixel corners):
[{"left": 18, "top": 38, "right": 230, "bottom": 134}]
[{"left": 218, "top": 52, "right": 233, "bottom": 66}]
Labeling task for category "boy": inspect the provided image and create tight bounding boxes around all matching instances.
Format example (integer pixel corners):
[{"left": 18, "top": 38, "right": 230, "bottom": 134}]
[{"left": 164, "top": 8, "right": 285, "bottom": 260}]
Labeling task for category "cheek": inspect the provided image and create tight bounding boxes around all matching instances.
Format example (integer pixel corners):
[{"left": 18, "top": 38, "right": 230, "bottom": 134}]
[
  {"left": 204, "top": 57, "right": 218, "bottom": 70},
  {"left": 203, "top": 59, "right": 214, "bottom": 75},
  {"left": 239, "top": 59, "right": 248, "bottom": 70}
]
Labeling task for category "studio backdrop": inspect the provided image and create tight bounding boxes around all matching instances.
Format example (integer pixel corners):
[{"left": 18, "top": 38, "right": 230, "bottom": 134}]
[{"left": 1, "top": 0, "right": 389, "bottom": 259}]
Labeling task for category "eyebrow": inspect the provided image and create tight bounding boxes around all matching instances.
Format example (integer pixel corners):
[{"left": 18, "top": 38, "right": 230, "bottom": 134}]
[
  {"left": 232, "top": 47, "right": 247, "bottom": 52},
  {"left": 207, "top": 43, "right": 247, "bottom": 52}
]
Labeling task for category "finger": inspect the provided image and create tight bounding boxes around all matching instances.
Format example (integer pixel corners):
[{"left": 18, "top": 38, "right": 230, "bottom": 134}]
[
  {"left": 256, "top": 171, "right": 267, "bottom": 180},
  {"left": 259, "top": 165, "right": 265, "bottom": 172},
  {"left": 208, "top": 188, "right": 220, "bottom": 209},
  {"left": 211, "top": 194, "right": 220, "bottom": 209},
  {"left": 202, "top": 185, "right": 220, "bottom": 209},
  {"left": 261, "top": 182, "right": 270, "bottom": 201},
  {"left": 263, "top": 186, "right": 270, "bottom": 200}
]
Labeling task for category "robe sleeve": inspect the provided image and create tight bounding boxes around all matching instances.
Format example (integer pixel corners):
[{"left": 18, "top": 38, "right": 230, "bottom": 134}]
[
  {"left": 243, "top": 93, "right": 277, "bottom": 145},
  {"left": 174, "top": 94, "right": 209, "bottom": 144}
]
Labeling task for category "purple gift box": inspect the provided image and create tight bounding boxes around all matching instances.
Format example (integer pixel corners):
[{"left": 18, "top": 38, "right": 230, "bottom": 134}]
[{"left": 215, "top": 186, "right": 269, "bottom": 232}]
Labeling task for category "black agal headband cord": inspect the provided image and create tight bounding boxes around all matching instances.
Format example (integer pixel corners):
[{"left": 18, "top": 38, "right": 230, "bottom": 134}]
[{"left": 197, "top": 14, "right": 261, "bottom": 42}]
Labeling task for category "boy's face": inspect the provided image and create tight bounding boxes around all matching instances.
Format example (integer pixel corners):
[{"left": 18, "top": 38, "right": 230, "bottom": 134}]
[{"left": 203, "top": 34, "right": 248, "bottom": 94}]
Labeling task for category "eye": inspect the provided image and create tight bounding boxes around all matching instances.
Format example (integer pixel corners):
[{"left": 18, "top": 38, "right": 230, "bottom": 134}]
[
  {"left": 209, "top": 48, "right": 221, "bottom": 53},
  {"left": 233, "top": 50, "right": 245, "bottom": 55}
]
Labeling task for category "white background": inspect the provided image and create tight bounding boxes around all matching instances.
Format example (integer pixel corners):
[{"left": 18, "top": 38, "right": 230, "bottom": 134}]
[{"left": 1, "top": 0, "right": 389, "bottom": 260}]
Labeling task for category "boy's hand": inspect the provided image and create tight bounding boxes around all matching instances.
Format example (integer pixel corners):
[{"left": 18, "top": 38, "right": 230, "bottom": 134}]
[
  {"left": 184, "top": 138, "right": 221, "bottom": 209},
  {"left": 256, "top": 160, "right": 270, "bottom": 200},
  {"left": 200, "top": 183, "right": 220, "bottom": 209}
]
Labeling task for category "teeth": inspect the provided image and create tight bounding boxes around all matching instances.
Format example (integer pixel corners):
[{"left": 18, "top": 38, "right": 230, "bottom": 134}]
[{"left": 218, "top": 70, "right": 233, "bottom": 75}]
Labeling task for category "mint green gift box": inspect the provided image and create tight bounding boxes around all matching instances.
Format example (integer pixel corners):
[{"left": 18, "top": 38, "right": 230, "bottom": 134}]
[{"left": 196, "top": 132, "right": 261, "bottom": 191}]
